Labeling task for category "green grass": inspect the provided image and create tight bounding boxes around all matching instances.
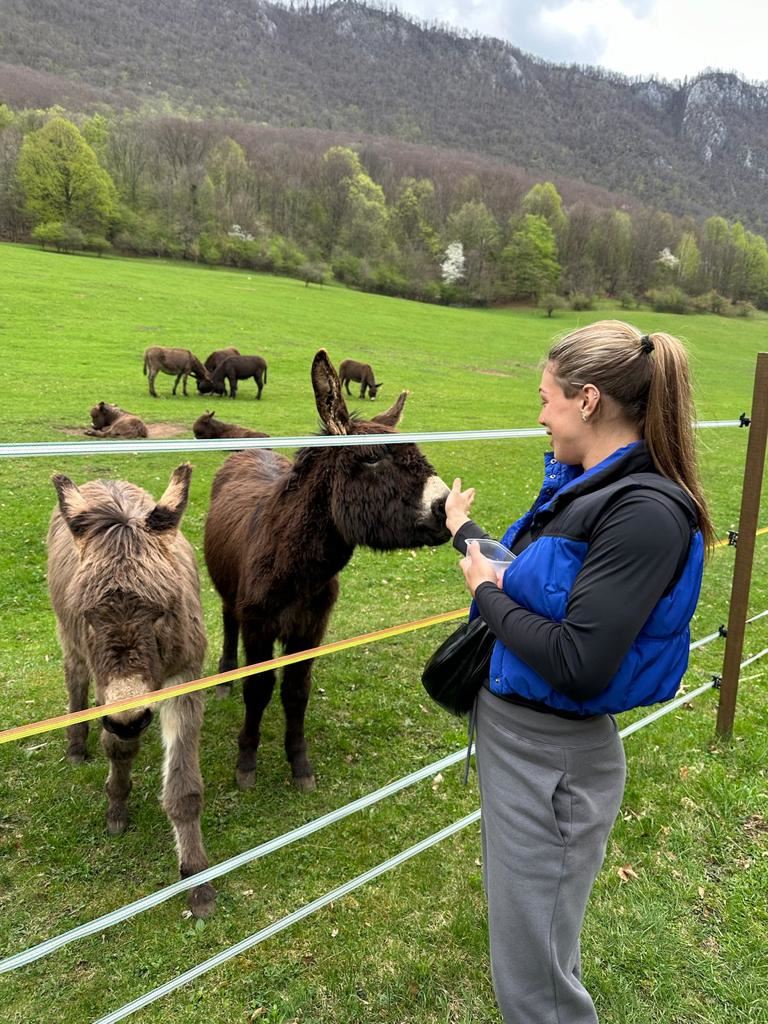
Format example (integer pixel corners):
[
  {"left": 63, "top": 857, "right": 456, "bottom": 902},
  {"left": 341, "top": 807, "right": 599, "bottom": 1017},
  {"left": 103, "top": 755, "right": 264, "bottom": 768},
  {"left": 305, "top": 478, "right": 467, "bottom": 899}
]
[{"left": 0, "top": 242, "right": 767, "bottom": 1023}]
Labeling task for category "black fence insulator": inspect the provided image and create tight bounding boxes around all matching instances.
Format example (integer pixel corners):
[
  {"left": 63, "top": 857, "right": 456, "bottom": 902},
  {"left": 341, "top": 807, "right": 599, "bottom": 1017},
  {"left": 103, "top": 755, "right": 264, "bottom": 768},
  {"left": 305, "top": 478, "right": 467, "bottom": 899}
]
[
  {"left": 728, "top": 530, "right": 739, "bottom": 546},
  {"left": 739, "top": 412, "right": 752, "bottom": 427},
  {"left": 718, "top": 624, "right": 728, "bottom": 637},
  {"left": 711, "top": 674, "right": 722, "bottom": 689}
]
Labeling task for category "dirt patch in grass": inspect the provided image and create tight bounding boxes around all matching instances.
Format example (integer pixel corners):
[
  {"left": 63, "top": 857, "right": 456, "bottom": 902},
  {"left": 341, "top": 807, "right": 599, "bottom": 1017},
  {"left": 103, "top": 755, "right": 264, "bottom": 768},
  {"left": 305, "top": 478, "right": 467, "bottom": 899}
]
[{"left": 58, "top": 422, "right": 189, "bottom": 439}]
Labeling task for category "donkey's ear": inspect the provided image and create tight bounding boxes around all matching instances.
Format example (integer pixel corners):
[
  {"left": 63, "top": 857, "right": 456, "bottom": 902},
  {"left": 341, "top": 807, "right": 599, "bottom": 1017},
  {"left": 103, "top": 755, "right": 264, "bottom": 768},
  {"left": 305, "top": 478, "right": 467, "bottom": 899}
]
[
  {"left": 52, "top": 474, "right": 90, "bottom": 533},
  {"left": 146, "top": 463, "right": 192, "bottom": 533},
  {"left": 311, "top": 349, "right": 350, "bottom": 435},
  {"left": 371, "top": 390, "right": 408, "bottom": 428}
]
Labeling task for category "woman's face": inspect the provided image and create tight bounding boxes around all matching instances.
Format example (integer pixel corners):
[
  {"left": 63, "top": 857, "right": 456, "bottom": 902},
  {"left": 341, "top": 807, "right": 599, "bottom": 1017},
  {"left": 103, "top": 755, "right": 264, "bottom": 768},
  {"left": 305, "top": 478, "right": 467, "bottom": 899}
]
[{"left": 537, "top": 362, "right": 587, "bottom": 465}]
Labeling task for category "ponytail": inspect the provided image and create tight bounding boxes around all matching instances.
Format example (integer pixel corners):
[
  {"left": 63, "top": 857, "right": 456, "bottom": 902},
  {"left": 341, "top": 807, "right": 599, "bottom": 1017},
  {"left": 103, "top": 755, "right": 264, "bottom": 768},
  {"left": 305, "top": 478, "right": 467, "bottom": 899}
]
[{"left": 548, "top": 320, "right": 716, "bottom": 553}]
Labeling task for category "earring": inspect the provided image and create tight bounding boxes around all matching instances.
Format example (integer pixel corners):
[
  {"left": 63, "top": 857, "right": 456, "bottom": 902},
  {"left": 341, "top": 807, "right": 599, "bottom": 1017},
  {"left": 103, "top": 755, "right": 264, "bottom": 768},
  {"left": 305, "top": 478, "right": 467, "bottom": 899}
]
[{"left": 581, "top": 412, "right": 589, "bottom": 422}]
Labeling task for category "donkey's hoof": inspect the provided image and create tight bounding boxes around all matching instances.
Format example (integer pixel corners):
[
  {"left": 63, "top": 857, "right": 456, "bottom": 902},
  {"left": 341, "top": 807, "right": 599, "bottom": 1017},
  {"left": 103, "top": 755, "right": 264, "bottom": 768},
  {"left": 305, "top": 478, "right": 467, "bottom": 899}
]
[
  {"left": 188, "top": 882, "right": 217, "bottom": 919},
  {"left": 107, "top": 813, "right": 128, "bottom": 836},
  {"left": 215, "top": 682, "right": 232, "bottom": 700},
  {"left": 67, "top": 750, "right": 89, "bottom": 764},
  {"left": 236, "top": 768, "right": 256, "bottom": 790},
  {"left": 293, "top": 774, "right": 316, "bottom": 793}
]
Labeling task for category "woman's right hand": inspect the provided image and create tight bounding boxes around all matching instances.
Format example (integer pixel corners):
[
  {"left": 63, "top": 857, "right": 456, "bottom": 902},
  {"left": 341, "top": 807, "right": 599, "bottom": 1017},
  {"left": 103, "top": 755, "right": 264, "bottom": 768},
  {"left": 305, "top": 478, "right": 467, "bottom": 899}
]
[{"left": 445, "top": 477, "right": 475, "bottom": 536}]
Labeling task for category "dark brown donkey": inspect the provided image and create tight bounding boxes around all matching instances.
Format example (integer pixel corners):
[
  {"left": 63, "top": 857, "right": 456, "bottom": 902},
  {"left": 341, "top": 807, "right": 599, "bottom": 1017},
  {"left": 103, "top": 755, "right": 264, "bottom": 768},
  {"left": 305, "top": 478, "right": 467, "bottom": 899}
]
[
  {"left": 197, "top": 354, "right": 268, "bottom": 399},
  {"left": 204, "top": 347, "right": 240, "bottom": 373},
  {"left": 193, "top": 410, "right": 269, "bottom": 440},
  {"left": 204, "top": 352, "right": 448, "bottom": 791},
  {"left": 47, "top": 464, "right": 216, "bottom": 917}
]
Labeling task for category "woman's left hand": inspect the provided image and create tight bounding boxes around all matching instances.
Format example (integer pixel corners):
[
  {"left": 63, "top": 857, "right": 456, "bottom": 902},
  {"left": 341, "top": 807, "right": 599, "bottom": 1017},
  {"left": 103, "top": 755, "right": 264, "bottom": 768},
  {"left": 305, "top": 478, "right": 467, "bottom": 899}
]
[{"left": 459, "top": 541, "right": 500, "bottom": 597}]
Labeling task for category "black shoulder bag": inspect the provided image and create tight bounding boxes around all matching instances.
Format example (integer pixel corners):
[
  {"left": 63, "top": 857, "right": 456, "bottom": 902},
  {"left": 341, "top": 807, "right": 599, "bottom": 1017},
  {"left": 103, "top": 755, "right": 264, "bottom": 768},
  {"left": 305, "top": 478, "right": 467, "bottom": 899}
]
[{"left": 421, "top": 617, "right": 495, "bottom": 716}]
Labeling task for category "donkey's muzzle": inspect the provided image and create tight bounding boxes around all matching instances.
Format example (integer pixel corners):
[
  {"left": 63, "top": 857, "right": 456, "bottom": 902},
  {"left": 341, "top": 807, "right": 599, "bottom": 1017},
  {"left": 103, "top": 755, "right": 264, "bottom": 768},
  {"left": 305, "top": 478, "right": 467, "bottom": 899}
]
[{"left": 103, "top": 707, "right": 154, "bottom": 740}]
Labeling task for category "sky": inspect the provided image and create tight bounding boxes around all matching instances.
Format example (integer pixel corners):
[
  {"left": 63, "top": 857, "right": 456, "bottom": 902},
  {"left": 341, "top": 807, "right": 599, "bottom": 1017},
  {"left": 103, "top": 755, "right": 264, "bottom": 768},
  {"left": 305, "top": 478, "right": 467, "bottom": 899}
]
[{"left": 396, "top": 0, "right": 768, "bottom": 84}]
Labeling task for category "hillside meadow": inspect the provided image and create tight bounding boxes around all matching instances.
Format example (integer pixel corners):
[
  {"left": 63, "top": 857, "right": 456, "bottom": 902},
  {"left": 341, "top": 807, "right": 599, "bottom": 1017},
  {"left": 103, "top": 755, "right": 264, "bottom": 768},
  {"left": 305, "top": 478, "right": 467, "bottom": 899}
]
[{"left": 0, "top": 242, "right": 767, "bottom": 1024}]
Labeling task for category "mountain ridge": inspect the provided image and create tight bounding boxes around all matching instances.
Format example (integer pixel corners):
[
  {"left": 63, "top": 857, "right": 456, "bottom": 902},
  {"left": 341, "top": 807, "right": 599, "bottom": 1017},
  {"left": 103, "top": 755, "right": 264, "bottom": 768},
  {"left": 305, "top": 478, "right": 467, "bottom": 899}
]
[{"left": 2, "top": 0, "right": 768, "bottom": 228}]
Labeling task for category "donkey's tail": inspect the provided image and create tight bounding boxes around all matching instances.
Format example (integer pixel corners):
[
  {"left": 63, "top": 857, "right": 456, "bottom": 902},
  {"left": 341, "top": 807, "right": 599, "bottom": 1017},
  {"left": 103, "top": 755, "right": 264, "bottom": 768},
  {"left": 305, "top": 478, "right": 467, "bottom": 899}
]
[
  {"left": 264, "top": 364, "right": 268, "bottom": 385},
  {"left": 142, "top": 353, "right": 148, "bottom": 375}
]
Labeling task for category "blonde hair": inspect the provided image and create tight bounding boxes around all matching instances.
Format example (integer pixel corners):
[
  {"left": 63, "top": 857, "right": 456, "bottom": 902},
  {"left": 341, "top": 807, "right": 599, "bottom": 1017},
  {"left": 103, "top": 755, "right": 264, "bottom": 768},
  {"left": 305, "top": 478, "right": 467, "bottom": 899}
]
[{"left": 547, "top": 319, "right": 715, "bottom": 552}]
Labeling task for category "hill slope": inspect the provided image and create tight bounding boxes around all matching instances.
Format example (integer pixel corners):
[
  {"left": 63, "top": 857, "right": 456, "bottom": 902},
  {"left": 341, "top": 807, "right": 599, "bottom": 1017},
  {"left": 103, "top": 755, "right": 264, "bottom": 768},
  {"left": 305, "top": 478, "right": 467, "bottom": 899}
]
[{"left": 2, "top": 1, "right": 768, "bottom": 228}]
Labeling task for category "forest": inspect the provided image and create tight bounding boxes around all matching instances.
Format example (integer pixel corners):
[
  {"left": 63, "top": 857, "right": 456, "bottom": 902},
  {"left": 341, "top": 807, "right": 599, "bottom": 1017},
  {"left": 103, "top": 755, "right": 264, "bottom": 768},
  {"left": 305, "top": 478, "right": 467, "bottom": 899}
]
[{"left": 3, "top": 102, "right": 768, "bottom": 314}]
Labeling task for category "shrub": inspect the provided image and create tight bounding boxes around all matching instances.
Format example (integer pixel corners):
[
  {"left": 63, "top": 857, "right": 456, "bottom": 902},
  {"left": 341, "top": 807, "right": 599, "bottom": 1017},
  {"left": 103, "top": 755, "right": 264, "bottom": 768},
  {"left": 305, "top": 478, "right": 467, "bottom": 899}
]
[
  {"left": 197, "top": 233, "right": 222, "bottom": 265},
  {"left": 538, "top": 293, "right": 566, "bottom": 317},
  {"left": 569, "top": 292, "right": 594, "bottom": 311},
  {"left": 32, "top": 221, "right": 66, "bottom": 250},
  {"left": 702, "top": 290, "right": 728, "bottom": 314},
  {"left": 298, "top": 263, "right": 328, "bottom": 287},
  {"left": 647, "top": 286, "right": 689, "bottom": 314},
  {"left": 332, "top": 252, "right": 363, "bottom": 287},
  {"left": 83, "top": 235, "right": 111, "bottom": 256},
  {"left": 734, "top": 301, "right": 756, "bottom": 318},
  {"left": 618, "top": 291, "right": 636, "bottom": 310}
]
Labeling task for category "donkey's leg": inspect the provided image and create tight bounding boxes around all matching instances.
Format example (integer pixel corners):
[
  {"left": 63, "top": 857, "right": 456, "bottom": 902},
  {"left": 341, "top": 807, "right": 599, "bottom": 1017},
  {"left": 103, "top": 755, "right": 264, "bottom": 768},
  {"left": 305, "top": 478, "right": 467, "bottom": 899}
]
[
  {"left": 159, "top": 693, "right": 216, "bottom": 918},
  {"left": 172, "top": 372, "right": 183, "bottom": 396},
  {"left": 229, "top": 376, "right": 238, "bottom": 399},
  {"left": 148, "top": 368, "right": 159, "bottom": 397},
  {"left": 280, "top": 585, "right": 337, "bottom": 791},
  {"left": 255, "top": 375, "right": 263, "bottom": 400},
  {"left": 100, "top": 728, "right": 141, "bottom": 835},
  {"left": 181, "top": 372, "right": 190, "bottom": 397},
  {"left": 359, "top": 383, "right": 367, "bottom": 399},
  {"left": 342, "top": 377, "right": 351, "bottom": 395},
  {"left": 280, "top": 651, "right": 317, "bottom": 791},
  {"left": 63, "top": 646, "right": 91, "bottom": 762},
  {"left": 237, "top": 624, "right": 277, "bottom": 789},
  {"left": 216, "top": 604, "right": 240, "bottom": 698}
]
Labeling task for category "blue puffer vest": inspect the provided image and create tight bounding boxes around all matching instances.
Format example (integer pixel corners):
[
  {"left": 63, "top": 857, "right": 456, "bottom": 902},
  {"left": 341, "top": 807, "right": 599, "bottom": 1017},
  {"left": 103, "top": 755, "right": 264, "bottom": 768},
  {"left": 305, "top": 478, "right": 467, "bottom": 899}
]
[{"left": 480, "top": 443, "right": 704, "bottom": 716}]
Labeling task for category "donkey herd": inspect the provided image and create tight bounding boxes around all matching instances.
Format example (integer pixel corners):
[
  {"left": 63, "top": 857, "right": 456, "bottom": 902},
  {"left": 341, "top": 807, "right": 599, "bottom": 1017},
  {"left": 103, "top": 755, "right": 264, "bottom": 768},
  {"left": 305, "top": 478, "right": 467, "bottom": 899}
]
[
  {"left": 49, "top": 349, "right": 449, "bottom": 917},
  {"left": 85, "top": 345, "right": 384, "bottom": 440}
]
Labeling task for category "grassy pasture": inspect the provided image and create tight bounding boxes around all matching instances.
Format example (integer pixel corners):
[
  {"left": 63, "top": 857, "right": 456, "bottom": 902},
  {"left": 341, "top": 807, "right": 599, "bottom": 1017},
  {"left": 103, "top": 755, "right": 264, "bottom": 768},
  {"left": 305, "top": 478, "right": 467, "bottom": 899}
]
[{"left": 0, "top": 241, "right": 767, "bottom": 1023}]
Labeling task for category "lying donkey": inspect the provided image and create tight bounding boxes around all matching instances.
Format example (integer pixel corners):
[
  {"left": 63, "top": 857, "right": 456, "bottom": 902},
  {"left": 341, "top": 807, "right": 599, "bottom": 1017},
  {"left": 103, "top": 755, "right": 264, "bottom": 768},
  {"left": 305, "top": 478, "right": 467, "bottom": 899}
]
[
  {"left": 86, "top": 401, "right": 148, "bottom": 439},
  {"left": 193, "top": 410, "right": 269, "bottom": 439}
]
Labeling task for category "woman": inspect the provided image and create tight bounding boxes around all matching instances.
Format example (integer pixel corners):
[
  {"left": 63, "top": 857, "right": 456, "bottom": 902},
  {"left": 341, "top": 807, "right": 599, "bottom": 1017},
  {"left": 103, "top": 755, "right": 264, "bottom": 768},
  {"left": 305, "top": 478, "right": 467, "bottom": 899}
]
[{"left": 445, "top": 320, "right": 713, "bottom": 1024}]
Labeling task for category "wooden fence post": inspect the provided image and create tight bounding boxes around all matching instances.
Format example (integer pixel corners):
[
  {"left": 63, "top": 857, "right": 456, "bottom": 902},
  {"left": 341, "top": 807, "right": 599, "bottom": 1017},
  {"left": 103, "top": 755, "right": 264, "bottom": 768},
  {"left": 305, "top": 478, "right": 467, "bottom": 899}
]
[{"left": 716, "top": 352, "right": 768, "bottom": 739}]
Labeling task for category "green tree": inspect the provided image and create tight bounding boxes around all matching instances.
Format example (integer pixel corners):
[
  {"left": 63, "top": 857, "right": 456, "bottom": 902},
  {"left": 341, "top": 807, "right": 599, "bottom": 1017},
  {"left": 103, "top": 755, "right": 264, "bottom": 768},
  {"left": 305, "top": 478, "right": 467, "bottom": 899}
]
[
  {"left": 588, "top": 209, "right": 631, "bottom": 295},
  {"left": 676, "top": 231, "right": 701, "bottom": 293},
  {"left": 521, "top": 181, "right": 567, "bottom": 239},
  {"left": 392, "top": 177, "right": 438, "bottom": 255},
  {"left": 446, "top": 200, "right": 499, "bottom": 297},
  {"left": 502, "top": 214, "right": 560, "bottom": 300},
  {"left": 17, "top": 116, "right": 117, "bottom": 233}
]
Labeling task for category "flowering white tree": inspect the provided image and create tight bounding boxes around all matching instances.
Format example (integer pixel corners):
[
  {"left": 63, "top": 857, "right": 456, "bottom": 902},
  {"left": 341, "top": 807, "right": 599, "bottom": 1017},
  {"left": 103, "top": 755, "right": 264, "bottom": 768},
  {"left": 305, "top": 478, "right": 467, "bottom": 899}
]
[
  {"left": 656, "top": 246, "right": 679, "bottom": 271},
  {"left": 228, "top": 224, "right": 255, "bottom": 241},
  {"left": 441, "top": 241, "right": 465, "bottom": 284}
]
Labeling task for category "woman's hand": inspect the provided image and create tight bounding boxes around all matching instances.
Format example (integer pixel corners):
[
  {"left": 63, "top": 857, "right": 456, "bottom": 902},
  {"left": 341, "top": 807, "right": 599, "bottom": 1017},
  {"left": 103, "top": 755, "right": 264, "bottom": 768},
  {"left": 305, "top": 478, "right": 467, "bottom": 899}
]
[
  {"left": 459, "top": 541, "right": 499, "bottom": 597},
  {"left": 445, "top": 477, "right": 476, "bottom": 536}
]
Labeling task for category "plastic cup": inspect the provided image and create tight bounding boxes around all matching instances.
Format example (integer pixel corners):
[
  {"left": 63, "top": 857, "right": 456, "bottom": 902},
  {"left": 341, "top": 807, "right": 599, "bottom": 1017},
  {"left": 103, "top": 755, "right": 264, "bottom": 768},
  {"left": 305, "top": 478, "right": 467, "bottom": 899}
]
[{"left": 464, "top": 538, "right": 516, "bottom": 574}]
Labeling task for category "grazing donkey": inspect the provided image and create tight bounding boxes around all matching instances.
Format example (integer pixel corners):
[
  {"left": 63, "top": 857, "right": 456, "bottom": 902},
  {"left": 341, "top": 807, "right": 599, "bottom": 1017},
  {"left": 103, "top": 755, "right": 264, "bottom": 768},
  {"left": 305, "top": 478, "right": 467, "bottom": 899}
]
[
  {"left": 143, "top": 346, "right": 211, "bottom": 398},
  {"left": 198, "top": 354, "right": 268, "bottom": 400},
  {"left": 86, "top": 401, "right": 148, "bottom": 439},
  {"left": 193, "top": 410, "right": 270, "bottom": 440},
  {"left": 203, "top": 347, "right": 240, "bottom": 374},
  {"left": 338, "top": 358, "right": 382, "bottom": 400},
  {"left": 47, "top": 464, "right": 216, "bottom": 917},
  {"left": 204, "top": 351, "right": 448, "bottom": 791}
]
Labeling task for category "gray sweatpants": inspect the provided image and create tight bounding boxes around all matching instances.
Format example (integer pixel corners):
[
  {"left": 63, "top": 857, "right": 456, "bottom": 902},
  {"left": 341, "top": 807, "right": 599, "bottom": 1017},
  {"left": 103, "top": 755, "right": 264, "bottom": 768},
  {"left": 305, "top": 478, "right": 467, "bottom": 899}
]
[{"left": 475, "top": 686, "right": 626, "bottom": 1024}]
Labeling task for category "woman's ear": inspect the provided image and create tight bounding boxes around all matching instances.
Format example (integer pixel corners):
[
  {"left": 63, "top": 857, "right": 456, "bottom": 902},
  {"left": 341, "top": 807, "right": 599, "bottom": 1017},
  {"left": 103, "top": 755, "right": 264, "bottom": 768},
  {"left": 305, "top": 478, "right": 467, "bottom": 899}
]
[{"left": 580, "top": 384, "right": 600, "bottom": 418}]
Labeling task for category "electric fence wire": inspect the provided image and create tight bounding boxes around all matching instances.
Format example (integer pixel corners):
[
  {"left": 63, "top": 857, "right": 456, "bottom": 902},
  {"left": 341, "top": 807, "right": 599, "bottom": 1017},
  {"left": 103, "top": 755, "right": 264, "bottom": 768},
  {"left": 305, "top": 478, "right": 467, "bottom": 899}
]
[{"left": 94, "top": 647, "right": 766, "bottom": 1024}]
